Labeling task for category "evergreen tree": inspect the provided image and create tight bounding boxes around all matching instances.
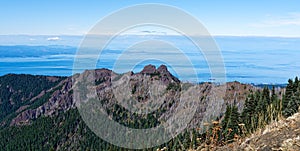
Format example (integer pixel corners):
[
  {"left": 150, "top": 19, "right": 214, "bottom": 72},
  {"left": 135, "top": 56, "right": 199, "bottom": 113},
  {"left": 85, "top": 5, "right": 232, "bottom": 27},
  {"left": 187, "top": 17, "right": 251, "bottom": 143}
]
[
  {"left": 221, "top": 105, "right": 232, "bottom": 131},
  {"left": 271, "top": 86, "right": 277, "bottom": 103},
  {"left": 283, "top": 79, "right": 294, "bottom": 114},
  {"left": 270, "top": 86, "right": 281, "bottom": 121},
  {"left": 255, "top": 90, "right": 267, "bottom": 113},
  {"left": 285, "top": 91, "right": 300, "bottom": 116},
  {"left": 293, "top": 77, "right": 299, "bottom": 92},
  {"left": 222, "top": 105, "right": 240, "bottom": 142},
  {"left": 241, "top": 94, "right": 257, "bottom": 132},
  {"left": 283, "top": 78, "right": 300, "bottom": 117}
]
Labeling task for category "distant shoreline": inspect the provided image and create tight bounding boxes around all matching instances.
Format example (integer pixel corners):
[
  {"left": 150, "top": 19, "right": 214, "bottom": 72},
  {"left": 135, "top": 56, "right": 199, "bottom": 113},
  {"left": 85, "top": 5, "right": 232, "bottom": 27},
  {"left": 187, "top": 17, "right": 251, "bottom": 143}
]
[{"left": 0, "top": 72, "right": 289, "bottom": 87}]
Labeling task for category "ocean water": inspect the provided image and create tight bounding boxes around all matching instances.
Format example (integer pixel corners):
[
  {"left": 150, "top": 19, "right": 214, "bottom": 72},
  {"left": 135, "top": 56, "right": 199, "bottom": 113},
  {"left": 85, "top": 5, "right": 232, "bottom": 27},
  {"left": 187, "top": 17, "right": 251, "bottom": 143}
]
[{"left": 0, "top": 35, "right": 300, "bottom": 84}]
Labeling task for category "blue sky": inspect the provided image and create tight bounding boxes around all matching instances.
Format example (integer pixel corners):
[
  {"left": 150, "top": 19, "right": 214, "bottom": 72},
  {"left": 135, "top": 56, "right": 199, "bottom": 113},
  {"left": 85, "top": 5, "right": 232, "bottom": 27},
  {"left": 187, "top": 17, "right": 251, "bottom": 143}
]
[{"left": 1, "top": 0, "right": 300, "bottom": 37}]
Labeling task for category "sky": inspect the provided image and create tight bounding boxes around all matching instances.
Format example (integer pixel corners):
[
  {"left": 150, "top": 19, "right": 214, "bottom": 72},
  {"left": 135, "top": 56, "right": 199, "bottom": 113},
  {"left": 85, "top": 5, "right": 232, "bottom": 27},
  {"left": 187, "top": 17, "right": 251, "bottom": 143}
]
[{"left": 1, "top": 0, "right": 300, "bottom": 37}]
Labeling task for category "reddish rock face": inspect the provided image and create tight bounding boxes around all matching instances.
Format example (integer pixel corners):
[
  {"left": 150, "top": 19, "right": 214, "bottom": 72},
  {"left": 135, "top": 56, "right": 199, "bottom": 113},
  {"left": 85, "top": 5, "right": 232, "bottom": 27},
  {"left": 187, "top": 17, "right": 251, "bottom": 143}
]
[
  {"left": 138, "top": 64, "right": 180, "bottom": 85},
  {"left": 157, "top": 65, "right": 168, "bottom": 74},
  {"left": 139, "top": 64, "right": 170, "bottom": 75},
  {"left": 140, "top": 64, "right": 157, "bottom": 74}
]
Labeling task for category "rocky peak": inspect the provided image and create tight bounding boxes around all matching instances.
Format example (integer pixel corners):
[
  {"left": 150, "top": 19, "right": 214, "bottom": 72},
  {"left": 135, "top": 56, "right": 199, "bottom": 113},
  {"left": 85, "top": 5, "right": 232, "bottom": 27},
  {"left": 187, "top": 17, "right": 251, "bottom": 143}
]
[
  {"left": 157, "top": 65, "right": 168, "bottom": 74},
  {"left": 139, "top": 64, "right": 172, "bottom": 76},
  {"left": 138, "top": 64, "right": 179, "bottom": 84},
  {"left": 140, "top": 64, "right": 157, "bottom": 74}
]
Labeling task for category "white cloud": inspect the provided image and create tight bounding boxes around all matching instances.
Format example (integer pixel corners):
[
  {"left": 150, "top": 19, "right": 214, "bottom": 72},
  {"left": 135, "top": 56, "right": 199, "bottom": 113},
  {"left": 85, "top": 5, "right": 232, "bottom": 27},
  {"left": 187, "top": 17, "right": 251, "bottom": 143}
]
[
  {"left": 109, "top": 25, "right": 181, "bottom": 36},
  {"left": 250, "top": 12, "right": 300, "bottom": 27},
  {"left": 47, "top": 37, "right": 61, "bottom": 41},
  {"left": 122, "top": 30, "right": 169, "bottom": 36}
]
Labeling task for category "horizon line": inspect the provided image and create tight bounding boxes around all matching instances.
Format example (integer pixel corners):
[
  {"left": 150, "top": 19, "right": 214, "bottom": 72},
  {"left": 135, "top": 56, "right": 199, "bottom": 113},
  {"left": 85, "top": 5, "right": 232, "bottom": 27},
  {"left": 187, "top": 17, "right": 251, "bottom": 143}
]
[{"left": 0, "top": 34, "right": 300, "bottom": 39}]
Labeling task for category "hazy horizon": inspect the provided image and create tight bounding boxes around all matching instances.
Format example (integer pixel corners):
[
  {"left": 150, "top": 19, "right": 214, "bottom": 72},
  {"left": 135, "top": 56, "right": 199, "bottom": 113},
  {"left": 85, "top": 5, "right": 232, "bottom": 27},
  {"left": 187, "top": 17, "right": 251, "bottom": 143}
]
[{"left": 1, "top": 35, "right": 299, "bottom": 84}]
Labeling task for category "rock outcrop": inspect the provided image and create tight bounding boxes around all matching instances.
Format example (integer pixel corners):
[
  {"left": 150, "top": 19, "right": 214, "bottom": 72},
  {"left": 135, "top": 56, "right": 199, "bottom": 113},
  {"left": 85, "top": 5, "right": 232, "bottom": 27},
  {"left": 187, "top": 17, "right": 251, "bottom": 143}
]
[{"left": 10, "top": 65, "right": 254, "bottom": 129}]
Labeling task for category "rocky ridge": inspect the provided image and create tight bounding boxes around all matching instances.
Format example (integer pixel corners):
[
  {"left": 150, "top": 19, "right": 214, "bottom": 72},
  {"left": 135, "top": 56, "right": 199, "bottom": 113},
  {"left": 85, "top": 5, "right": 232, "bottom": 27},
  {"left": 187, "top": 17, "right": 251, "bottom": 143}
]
[{"left": 9, "top": 65, "right": 255, "bottom": 130}]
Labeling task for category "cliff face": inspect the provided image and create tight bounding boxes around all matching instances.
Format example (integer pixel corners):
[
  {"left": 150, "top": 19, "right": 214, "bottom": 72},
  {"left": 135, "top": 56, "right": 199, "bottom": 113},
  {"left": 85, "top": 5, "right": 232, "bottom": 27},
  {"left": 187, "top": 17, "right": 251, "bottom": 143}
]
[
  {"left": 10, "top": 77, "right": 74, "bottom": 126},
  {"left": 7, "top": 65, "right": 254, "bottom": 130},
  {"left": 0, "top": 74, "right": 65, "bottom": 126}
]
